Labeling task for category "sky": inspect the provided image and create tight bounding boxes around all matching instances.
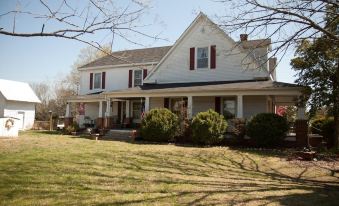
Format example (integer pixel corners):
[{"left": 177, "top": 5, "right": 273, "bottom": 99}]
[{"left": 0, "top": 0, "right": 297, "bottom": 84}]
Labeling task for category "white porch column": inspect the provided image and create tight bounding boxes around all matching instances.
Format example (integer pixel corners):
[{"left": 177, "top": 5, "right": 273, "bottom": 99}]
[
  {"left": 126, "top": 100, "right": 130, "bottom": 118},
  {"left": 65, "top": 103, "right": 71, "bottom": 117},
  {"left": 105, "top": 99, "right": 111, "bottom": 117},
  {"left": 187, "top": 96, "right": 193, "bottom": 119},
  {"left": 237, "top": 95, "right": 243, "bottom": 118},
  {"left": 98, "top": 101, "right": 103, "bottom": 118},
  {"left": 145, "top": 97, "right": 150, "bottom": 112},
  {"left": 297, "top": 106, "right": 306, "bottom": 120}
]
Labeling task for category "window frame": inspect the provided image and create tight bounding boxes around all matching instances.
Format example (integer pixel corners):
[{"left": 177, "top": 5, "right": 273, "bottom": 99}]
[
  {"left": 196, "top": 46, "right": 209, "bottom": 69},
  {"left": 93, "top": 72, "right": 102, "bottom": 89},
  {"left": 133, "top": 69, "right": 143, "bottom": 87}
]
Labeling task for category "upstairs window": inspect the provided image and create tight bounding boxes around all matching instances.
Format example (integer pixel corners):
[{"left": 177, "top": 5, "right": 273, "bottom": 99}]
[
  {"left": 94, "top": 73, "right": 102, "bottom": 89},
  {"left": 197, "top": 47, "right": 208, "bottom": 68},
  {"left": 134, "top": 70, "right": 142, "bottom": 86}
]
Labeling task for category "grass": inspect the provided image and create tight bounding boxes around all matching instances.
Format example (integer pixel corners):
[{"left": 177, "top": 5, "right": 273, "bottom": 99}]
[{"left": 0, "top": 131, "right": 338, "bottom": 205}]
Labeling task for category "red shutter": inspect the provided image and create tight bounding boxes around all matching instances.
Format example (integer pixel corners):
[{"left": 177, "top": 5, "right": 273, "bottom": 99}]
[
  {"left": 210, "top": 45, "right": 216, "bottom": 69},
  {"left": 89, "top": 73, "right": 93, "bottom": 90},
  {"left": 189, "top": 47, "right": 195, "bottom": 70},
  {"left": 128, "top": 70, "right": 133, "bottom": 88},
  {"left": 143, "top": 69, "right": 147, "bottom": 80},
  {"left": 102, "top": 72, "right": 106, "bottom": 89},
  {"left": 215, "top": 97, "right": 221, "bottom": 114},
  {"left": 164, "top": 98, "right": 169, "bottom": 109}
]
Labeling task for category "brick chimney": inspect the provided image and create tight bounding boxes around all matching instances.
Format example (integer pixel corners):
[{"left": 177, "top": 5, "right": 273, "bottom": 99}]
[{"left": 240, "top": 34, "right": 248, "bottom": 41}]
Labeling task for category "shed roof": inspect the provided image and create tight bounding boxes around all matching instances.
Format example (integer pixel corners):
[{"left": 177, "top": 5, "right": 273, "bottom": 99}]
[{"left": 0, "top": 79, "right": 41, "bottom": 103}]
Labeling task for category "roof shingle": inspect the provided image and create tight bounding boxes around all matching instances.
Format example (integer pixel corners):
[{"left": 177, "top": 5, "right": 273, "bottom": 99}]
[{"left": 79, "top": 46, "right": 172, "bottom": 69}]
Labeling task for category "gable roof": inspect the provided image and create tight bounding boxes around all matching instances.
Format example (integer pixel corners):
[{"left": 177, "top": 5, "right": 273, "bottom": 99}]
[
  {"left": 145, "top": 12, "right": 267, "bottom": 82},
  {"left": 0, "top": 79, "right": 41, "bottom": 103},
  {"left": 79, "top": 46, "right": 172, "bottom": 69}
]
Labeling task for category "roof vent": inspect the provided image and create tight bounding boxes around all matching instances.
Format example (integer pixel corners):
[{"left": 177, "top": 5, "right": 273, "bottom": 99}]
[{"left": 240, "top": 34, "right": 248, "bottom": 41}]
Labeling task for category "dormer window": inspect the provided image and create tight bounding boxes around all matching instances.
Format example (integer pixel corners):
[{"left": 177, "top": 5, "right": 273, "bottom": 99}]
[
  {"left": 197, "top": 47, "right": 208, "bottom": 68},
  {"left": 94, "top": 73, "right": 102, "bottom": 89},
  {"left": 133, "top": 70, "right": 143, "bottom": 87}
]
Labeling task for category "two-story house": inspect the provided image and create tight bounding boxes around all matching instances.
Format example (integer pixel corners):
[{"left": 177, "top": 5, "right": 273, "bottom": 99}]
[{"left": 66, "top": 12, "right": 306, "bottom": 130}]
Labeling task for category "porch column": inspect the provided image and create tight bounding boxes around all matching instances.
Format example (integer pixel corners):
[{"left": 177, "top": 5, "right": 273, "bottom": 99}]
[
  {"left": 65, "top": 103, "right": 71, "bottom": 117},
  {"left": 145, "top": 97, "right": 150, "bottom": 112},
  {"left": 126, "top": 100, "right": 130, "bottom": 118},
  {"left": 237, "top": 95, "right": 243, "bottom": 118},
  {"left": 98, "top": 101, "right": 103, "bottom": 118},
  {"left": 187, "top": 96, "right": 193, "bottom": 119},
  {"left": 297, "top": 106, "right": 306, "bottom": 120},
  {"left": 105, "top": 99, "right": 111, "bottom": 117}
]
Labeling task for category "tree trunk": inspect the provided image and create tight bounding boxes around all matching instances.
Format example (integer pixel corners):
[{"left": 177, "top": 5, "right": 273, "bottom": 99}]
[{"left": 334, "top": 63, "right": 339, "bottom": 149}]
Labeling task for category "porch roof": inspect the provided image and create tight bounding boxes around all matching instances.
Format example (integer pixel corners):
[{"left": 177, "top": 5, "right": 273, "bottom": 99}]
[{"left": 104, "top": 80, "right": 304, "bottom": 97}]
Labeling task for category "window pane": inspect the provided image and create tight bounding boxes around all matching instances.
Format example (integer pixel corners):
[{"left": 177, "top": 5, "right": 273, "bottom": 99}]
[
  {"left": 94, "top": 73, "right": 101, "bottom": 89},
  {"left": 132, "top": 102, "right": 142, "bottom": 119},
  {"left": 197, "top": 47, "right": 208, "bottom": 68},
  {"left": 134, "top": 70, "right": 142, "bottom": 86}
]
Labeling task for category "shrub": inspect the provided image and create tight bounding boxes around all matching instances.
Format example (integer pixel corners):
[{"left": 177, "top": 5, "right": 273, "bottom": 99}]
[
  {"left": 310, "top": 117, "right": 326, "bottom": 134},
  {"left": 321, "top": 118, "right": 335, "bottom": 148},
  {"left": 191, "top": 109, "right": 227, "bottom": 145},
  {"left": 141, "top": 108, "right": 179, "bottom": 142},
  {"left": 64, "top": 122, "right": 79, "bottom": 135},
  {"left": 246, "top": 113, "right": 289, "bottom": 147}
]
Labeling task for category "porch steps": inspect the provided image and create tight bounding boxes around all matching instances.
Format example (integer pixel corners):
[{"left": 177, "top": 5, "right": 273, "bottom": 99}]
[{"left": 103, "top": 129, "right": 133, "bottom": 141}]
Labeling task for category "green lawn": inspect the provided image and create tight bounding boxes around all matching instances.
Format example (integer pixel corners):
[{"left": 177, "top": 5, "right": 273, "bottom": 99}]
[{"left": 0, "top": 131, "right": 338, "bottom": 205}]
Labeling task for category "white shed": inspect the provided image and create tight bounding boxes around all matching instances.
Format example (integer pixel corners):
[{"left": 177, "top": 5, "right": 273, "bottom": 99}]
[{"left": 0, "top": 79, "right": 41, "bottom": 130}]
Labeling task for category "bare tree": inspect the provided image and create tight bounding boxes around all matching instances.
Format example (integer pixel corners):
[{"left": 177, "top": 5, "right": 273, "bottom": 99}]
[
  {"left": 0, "top": 0, "right": 165, "bottom": 60},
  {"left": 216, "top": 0, "right": 338, "bottom": 67}
]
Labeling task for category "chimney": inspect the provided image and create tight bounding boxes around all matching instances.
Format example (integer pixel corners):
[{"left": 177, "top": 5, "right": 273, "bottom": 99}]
[{"left": 240, "top": 34, "right": 248, "bottom": 41}]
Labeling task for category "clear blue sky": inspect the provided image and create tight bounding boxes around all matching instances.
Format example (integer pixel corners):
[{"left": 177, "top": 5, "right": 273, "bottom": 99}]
[{"left": 0, "top": 0, "right": 297, "bottom": 84}]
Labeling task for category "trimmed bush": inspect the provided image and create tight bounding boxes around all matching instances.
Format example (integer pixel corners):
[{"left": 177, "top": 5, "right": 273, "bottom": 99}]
[
  {"left": 246, "top": 113, "right": 289, "bottom": 147},
  {"left": 310, "top": 117, "right": 326, "bottom": 134},
  {"left": 141, "top": 108, "right": 179, "bottom": 142},
  {"left": 191, "top": 109, "right": 228, "bottom": 145}
]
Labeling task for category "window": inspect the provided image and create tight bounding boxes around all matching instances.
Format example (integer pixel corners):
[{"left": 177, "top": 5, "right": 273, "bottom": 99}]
[
  {"left": 170, "top": 98, "right": 187, "bottom": 118},
  {"left": 134, "top": 70, "right": 142, "bottom": 86},
  {"left": 94, "top": 73, "right": 101, "bottom": 89},
  {"left": 223, "top": 97, "right": 236, "bottom": 119},
  {"left": 132, "top": 102, "right": 142, "bottom": 120},
  {"left": 197, "top": 47, "right": 208, "bottom": 68}
]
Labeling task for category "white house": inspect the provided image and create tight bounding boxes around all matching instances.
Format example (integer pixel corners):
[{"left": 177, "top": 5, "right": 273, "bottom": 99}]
[
  {"left": 0, "top": 79, "right": 41, "bottom": 130},
  {"left": 66, "top": 13, "right": 306, "bottom": 132}
]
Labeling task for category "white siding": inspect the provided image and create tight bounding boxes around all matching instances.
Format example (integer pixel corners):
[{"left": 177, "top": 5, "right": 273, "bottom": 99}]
[
  {"left": 192, "top": 96, "right": 215, "bottom": 116},
  {"left": 3, "top": 100, "right": 36, "bottom": 130},
  {"left": 243, "top": 96, "right": 267, "bottom": 118},
  {"left": 150, "top": 97, "right": 164, "bottom": 109},
  {"left": 79, "top": 66, "right": 153, "bottom": 95},
  {"left": 84, "top": 102, "right": 99, "bottom": 120},
  {"left": 147, "top": 17, "right": 268, "bottom": 84}
]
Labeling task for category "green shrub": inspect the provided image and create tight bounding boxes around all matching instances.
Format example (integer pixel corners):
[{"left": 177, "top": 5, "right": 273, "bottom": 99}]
[
  {"left": 246, "top": 113, "right": 289, "bottom": 147},
  {"left": 310, "top": 117, "right": 335, "bottom": 148},
  {"left": 191, "top": 109, "right": 227, "bottom": 145},
  {"left": 141, "top": 108, "right": 179, "bottom": 142}
]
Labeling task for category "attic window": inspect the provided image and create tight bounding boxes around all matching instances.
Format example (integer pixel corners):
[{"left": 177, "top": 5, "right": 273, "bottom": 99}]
[
  {"left": 197, "top": 47, "right": 208, "bottom": 68},
  {"left": 133, "top": 70, "right": 142, "bottom": 86}
]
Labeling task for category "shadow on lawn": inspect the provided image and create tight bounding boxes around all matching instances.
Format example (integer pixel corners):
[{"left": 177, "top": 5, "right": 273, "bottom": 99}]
[
  {"left": 2, "top": 134, "right": 338, "bottom": 205},
  {"left": 87, "top": 150, "right": 339, "bottom": 205}
]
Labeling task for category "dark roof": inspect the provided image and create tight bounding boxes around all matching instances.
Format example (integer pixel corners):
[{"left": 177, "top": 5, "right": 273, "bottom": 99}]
[
  {"left": 103, "top": 80, "right": 302, "bottom": 95},
  {"left": 237, "top": 39, "right": 271, "bottom": 49},
  {"left": 79, "top": 46, "right": 172, "bottom": 69}
]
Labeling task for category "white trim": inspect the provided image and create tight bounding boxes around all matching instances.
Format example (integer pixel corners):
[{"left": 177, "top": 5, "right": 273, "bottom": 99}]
[{"left": 237, "top": 95, "right": 243, "bottom": 118}]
